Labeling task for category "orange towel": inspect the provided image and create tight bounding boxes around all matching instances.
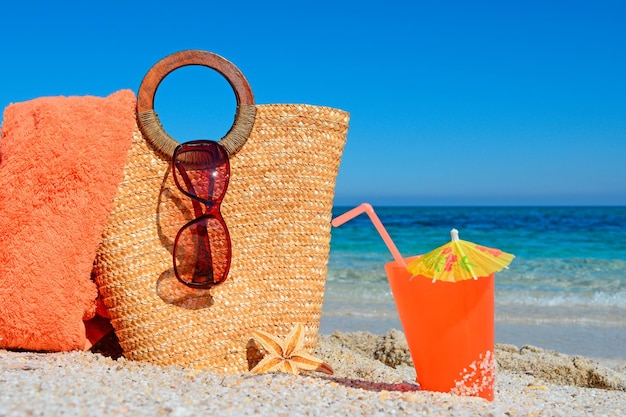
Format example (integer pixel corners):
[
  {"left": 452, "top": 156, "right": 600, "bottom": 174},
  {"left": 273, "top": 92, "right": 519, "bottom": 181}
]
[{"left": 0, "top": 90, "right": 136, "bottom": 351}]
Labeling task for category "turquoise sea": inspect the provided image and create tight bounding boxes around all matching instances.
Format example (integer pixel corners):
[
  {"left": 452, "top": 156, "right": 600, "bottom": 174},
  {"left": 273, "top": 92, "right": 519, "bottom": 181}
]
[{"left": 320, "top": 206, "right": 626, "bottom": 359}]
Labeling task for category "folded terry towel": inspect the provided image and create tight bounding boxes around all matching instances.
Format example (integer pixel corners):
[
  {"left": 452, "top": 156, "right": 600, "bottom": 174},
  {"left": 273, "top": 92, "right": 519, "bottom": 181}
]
[{"left": 0, "top": 90, "right": 136, "bottom": 351}]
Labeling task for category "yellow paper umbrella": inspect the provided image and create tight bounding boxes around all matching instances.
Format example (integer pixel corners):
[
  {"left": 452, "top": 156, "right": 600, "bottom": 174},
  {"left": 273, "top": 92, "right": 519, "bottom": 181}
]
[{"left": 406, "top": 229, "right": 514, "bottom": 282}]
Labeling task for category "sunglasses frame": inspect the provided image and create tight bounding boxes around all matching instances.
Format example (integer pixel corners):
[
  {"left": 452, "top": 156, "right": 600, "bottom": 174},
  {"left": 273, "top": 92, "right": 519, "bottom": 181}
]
[{"left": 171, "top": 140, "right": 231, "bottom": 289}]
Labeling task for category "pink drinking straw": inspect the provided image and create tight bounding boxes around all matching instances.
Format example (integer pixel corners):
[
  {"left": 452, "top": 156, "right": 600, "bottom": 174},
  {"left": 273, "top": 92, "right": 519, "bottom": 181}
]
[{"left": 331, "top": 203, "right": 407, "bottom": 268}]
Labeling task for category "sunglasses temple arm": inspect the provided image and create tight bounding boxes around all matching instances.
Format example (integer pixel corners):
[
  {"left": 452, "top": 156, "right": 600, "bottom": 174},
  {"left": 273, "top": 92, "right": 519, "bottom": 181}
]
[
  {"left": 175, "top": 163, "right": 217, "bottom": 284},
  {"left": 194, "top": 223, "right": 215, "bottom": 284},
  {"left": 175, "top": 163, "right": 205, "bottom": 219}
]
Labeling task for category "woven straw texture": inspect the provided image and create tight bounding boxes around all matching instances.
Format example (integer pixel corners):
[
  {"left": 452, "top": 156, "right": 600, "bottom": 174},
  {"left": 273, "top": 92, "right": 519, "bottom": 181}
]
[{"left": 93, "top": 104, "right": 349, "bottom": 373}]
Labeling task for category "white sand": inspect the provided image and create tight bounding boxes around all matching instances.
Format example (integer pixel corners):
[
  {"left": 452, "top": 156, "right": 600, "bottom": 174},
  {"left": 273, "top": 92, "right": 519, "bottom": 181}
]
[{"left": 1, "top": 330, "right": 625, "bottom": 416}]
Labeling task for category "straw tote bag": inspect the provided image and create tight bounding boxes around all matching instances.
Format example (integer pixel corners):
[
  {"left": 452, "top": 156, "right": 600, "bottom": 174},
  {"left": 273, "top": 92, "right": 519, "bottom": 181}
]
[{"left": 92, "top": 50, "right": 349, "bottom": 373}]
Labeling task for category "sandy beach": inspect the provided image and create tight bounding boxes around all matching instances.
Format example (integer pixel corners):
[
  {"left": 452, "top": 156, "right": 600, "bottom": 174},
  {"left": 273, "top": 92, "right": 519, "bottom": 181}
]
[{"left": 1, "top": 329, "right": 625, "bottom": 416}]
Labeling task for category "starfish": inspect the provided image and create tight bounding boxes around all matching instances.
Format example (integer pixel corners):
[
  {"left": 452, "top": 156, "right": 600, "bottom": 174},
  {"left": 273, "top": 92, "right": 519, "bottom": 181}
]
[{"left": 250, "top": 323, "right": 334, "bottom": 376}]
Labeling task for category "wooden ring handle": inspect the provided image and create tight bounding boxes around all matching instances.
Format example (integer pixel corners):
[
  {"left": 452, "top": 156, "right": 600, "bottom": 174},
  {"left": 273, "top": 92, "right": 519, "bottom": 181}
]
[{"left": 137, "top": 50, "right": 255, "bottom": 158}]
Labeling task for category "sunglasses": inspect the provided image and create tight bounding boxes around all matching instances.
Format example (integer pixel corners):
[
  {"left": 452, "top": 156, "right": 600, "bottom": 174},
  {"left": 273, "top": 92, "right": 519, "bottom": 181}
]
[{"left": 172, "top": 140, "right": 231, "bottom": 289}]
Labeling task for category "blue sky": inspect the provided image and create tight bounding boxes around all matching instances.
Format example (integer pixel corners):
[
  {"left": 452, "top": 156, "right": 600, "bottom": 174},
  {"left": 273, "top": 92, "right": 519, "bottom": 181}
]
[{"left": 1, "top": 1, "right": 625, "bottom": 206}]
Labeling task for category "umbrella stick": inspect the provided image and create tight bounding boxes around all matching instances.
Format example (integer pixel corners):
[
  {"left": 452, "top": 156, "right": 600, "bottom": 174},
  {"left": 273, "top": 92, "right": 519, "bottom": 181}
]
[{"left": 332, "top": 203, "right": 407, "bottom": 268}]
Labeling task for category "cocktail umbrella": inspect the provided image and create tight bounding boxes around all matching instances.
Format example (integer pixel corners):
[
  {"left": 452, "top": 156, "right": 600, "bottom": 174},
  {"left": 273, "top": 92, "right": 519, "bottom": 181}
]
[{"left": 406, "top": 229, "right": 514, "bottom": 282}]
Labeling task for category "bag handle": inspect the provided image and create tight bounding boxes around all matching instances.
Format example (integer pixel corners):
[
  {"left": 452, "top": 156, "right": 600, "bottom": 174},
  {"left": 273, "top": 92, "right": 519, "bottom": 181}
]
[{"left": 137, "top": 50, "right": 256, "bottom": 158}]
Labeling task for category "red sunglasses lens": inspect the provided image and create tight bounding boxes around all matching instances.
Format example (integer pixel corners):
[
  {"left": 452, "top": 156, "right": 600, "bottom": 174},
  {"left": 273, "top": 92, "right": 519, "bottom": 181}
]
[
  {"left": 173, "top": 215, "right": 231, "bottom": 288},
  {"left": 173, "top": 142, "right": 229, "bottom": 204}
]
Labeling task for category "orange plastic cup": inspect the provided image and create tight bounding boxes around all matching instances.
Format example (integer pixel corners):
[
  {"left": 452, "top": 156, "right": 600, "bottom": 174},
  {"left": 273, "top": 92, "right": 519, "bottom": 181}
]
[{"left": 385, "top": 259, "right": 495, "bottom": 401}]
